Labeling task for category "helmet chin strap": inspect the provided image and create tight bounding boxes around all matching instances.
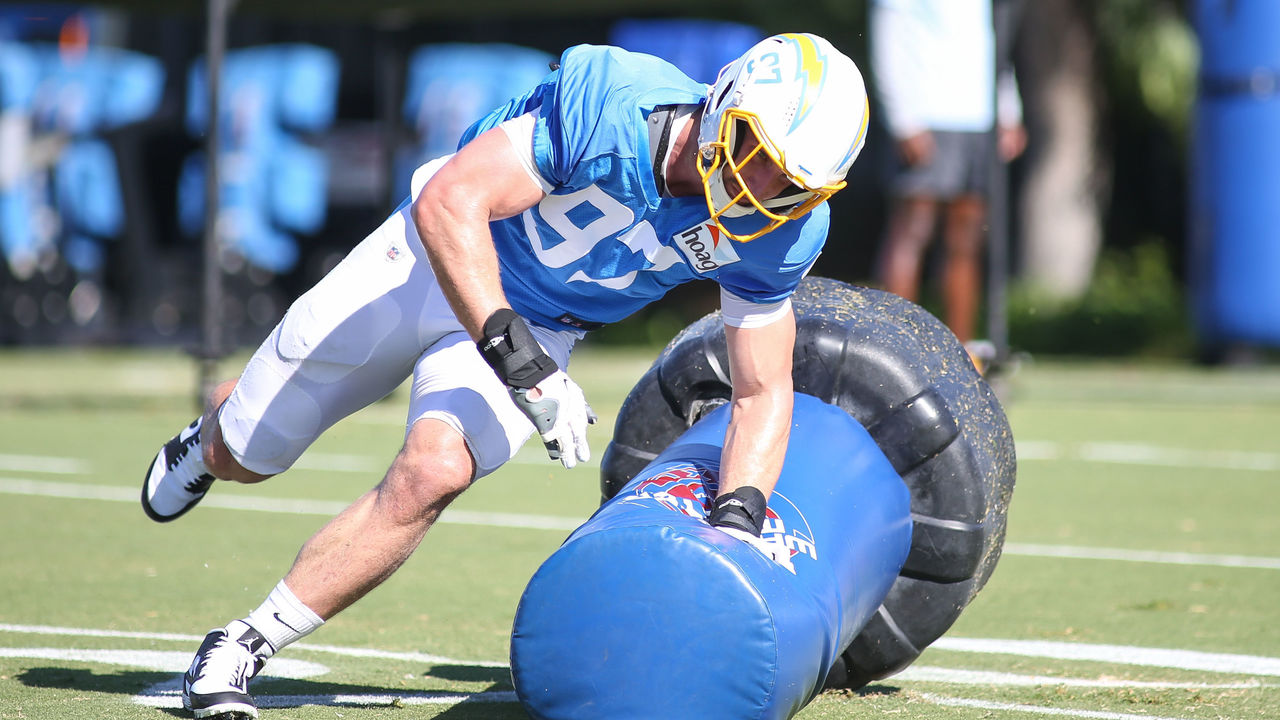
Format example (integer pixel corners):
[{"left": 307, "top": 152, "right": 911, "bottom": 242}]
[{"left": 706, "top": 167, "right": 754, "bottom": 219}]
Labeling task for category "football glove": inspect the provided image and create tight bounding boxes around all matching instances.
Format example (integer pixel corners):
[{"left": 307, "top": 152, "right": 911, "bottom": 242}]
[
  {"left": 707, "top": 486, "right": 768, "bottom": 536},
  {"left": 716, "top": 525, "right": 796, "bottom": 574},
  {"left": 478, "top": 308, "right": 596, "bottom": 469},
  {"left": 510, "top": 370, "right": 597, "bottom": 469}
]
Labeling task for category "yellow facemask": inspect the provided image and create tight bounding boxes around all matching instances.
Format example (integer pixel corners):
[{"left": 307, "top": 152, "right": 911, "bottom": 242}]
[{"left": 696, "top": 109, "right": 845, "bottom": 243}]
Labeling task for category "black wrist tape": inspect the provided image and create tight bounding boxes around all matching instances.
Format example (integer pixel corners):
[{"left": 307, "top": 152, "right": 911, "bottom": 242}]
[
  {"left": 478, "top": 308, "right": 557, "bottom": 389},
  {"left": 707, "top": 486, "right": 768, "bottom": 536}
]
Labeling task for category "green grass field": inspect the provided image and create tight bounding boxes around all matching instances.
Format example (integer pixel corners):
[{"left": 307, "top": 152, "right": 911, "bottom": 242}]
[{"left": 1, "top": 346, "right": 1278, "bottom": 720}]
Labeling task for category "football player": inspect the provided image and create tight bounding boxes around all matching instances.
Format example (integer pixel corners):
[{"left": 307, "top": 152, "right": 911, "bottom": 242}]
[{"left": 142, "top": 32, "right": 868, "bottom": 719}]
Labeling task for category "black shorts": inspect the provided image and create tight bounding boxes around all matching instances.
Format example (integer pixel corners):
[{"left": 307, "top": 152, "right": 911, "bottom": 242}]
[{"left": 890, "top": 130, "right": 993, "bottom": 199}]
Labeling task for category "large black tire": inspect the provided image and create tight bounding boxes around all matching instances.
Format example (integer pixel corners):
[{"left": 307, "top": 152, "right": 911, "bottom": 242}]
[{"left": 599, "top": 277, "right": 1017, "bottom": 689}]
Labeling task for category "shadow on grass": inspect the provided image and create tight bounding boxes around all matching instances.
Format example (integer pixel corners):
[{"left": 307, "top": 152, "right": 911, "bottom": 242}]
[
  {"left": 856, "top": 683, "right": 904, "bottom": 696},
  {"left": 16, "top": 666, "right": 172, "bottom": 695},
  {"left": 816, "top": 682, "right": 906, "bottom": 702},
  {"left": 14, "top": 665, "right": 908, "bottom": 718},
  {"left": 17, "top": 666, "right": 530, "bottom": 718},
  {"left": 17, "top": 667, "right": 189, "bottom": 718},
  {"left": 424, "top": 663, "right": 511, "bottom": 685}
]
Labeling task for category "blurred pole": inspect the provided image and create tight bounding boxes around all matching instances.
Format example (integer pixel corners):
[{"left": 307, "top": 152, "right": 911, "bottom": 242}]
[
  {"left": 986, "top": 138, "right": 1009, "bottom": 359},
  {"left": 375, "top": 17, "right": 407, "bottom": 214},
  {"left": 987, "top": 0, "right": 1024, "bottom": 363},
  {"left": 197, "top": 0, "right": 234, "bottom": 406}
]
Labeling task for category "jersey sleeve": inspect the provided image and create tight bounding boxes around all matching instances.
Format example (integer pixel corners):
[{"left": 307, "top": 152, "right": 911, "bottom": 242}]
[
  {"left": 499, "top": 110, "right": 553, "bottom": 193},
  {"left": 528, "top": 45, "right": 635, "bottom": 186},
  {"left": 715, "top": 204, "right": 828, "bottom": 304},
  {"left": 720, "top": 288, "right": 791, "bottom": 328},
  {"left": 531, "top": 53, "right": 594, "bottom": 185},
  {"left": 529, "top": 45, "right": 706, "bottom": 188}
]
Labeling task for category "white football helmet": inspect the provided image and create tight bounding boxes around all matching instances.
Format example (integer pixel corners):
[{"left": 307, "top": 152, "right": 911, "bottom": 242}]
[{"left": 697, "top": 33, "right": 869, "bottom": 242}]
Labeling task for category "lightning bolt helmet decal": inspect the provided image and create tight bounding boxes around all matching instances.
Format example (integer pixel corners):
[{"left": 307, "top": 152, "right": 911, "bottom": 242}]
[{"left": 779, "top": 32, "right": 828, "bottom": 135}]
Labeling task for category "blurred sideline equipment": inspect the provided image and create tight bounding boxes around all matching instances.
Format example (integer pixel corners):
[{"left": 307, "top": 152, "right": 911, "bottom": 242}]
[
  {"left": 511, "top": 278, "right": 1016, "bottom": 718},
  {"left": 396, "top": 43, "right": 553, "bottom": 192},
  {"left": 608, "top": 18, "right": 762, "bottom": 83},
  {"left": 1191, "top": 0, "right": 1280, "bottom": 353},
  {"left": 0, "top": 38, "right": 164, "bottom": 341},
  {"left": 180, "top": 44, "right": 339, "bottom": 276}
]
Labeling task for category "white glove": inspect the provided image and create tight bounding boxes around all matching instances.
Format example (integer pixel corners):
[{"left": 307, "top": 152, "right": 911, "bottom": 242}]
[
  {"left": 509, "top": 369, "right": 597, "bottom": 469},
  {"left": 716, "top": 526, "right": 796, "bottom": 574}
]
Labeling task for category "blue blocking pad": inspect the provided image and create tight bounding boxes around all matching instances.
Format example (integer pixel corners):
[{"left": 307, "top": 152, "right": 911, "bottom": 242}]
[{"left": 511, "top": 393, "right": 912, "bottom": 720}]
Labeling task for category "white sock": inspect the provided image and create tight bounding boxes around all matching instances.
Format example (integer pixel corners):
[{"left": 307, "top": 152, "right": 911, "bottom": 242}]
[{"left": 242, "top": 580, "right": 325, "bottom": 655}]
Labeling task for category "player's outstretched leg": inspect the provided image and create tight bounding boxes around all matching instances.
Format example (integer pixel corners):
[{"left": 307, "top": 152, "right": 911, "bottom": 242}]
[
  {"left": 182, "top": 620, "right": 271, "bottom": 719},
  {"left": 141, "top": 416, "right": 214, "bottom": 522}
]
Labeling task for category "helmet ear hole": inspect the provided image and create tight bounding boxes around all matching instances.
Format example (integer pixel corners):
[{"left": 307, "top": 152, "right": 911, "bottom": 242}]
[{"left": 713, "top": 80, "right": 735, "bottom": 108}]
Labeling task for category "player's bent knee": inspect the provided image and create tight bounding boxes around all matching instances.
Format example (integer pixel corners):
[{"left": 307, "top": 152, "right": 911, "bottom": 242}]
[
  {"left": 378, "top": 456, "right": 470, "bottom": 525},
  {"left": 197, "top": 378, "right": 274, "bottom": 484},
  {"left": 201, "top": 415, "right": 274, "bottom": 484},
  {"left": 380, "top": 421, "right": 475, "bottom": 522},
  {"left": 208, "top": 379, "right": 240, "bottom": 410},
  {"left": 205, "top": 446, "right": 273, "bottom": 484}
]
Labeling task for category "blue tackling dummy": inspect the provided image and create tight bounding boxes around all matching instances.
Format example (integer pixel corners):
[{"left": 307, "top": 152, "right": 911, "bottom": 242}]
[{"left": 510, "top": 394, "right": 912, "bottom": 720}]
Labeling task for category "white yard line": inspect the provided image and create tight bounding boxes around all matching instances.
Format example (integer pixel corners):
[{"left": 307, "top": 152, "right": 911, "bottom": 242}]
[
  {"left": 3, "top": 476, "right": 1278, "bottom": 567},
  {"left": 0, "top": 623, "right": 203, "bottom": 643},
  {"left": 0, "top": 453, "right": 91, "bottom": 475},
  {"left": 0, "top": 647, "right": 327, "bottom": 677},
  {"left": 0, "top": 477, "right": 582, "bottom": 531},
  {"left": 0, "top": 622, "right": 518, "bottom": 712},
  {"left": 900, "top": 666, "right": 1267, "bottom": 689},
  {"left": 1, "top": 624, "right": 1274, "bottom": 716},
  {"left": 1015, "top": 441, "right": 1280, "bottom": 472},
  {"left": 1003, "top": 543, "right": 1280, "bottom": 571},
  {"left": 932, "top": 638, "right": 1280, "bottom": 677},
  {"left": 0, "top": 622, "right": 504, "bottom": 667},
  {"left": 8, "top": 624, "right": 1277, "bottom": 678}
]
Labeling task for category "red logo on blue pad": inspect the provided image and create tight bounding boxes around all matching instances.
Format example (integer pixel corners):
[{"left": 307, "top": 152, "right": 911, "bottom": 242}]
[{"left": 629, "top": 463, "right": 818, "bottom": 562}]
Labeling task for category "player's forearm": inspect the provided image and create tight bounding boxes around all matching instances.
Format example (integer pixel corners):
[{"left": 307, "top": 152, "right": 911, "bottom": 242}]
[
  {"left": 718, "top": 387, "right": 792, "bottom": 500},
  {"left": 718, "top": 311, "right": 796, "bottom": 499},
  {"left": 412, "top": 186, "right": 509, "bottom": 341}
]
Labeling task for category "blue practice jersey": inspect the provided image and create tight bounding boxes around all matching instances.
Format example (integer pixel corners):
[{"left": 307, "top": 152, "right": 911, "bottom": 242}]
[{"left": 459, "top": 44, "right": 829, "bottom": 332}]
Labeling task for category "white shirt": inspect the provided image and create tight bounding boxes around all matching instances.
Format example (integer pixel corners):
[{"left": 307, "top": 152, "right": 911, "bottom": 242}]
[{"left": 871, "top": 0, "right": 1021, "bottom": 138}]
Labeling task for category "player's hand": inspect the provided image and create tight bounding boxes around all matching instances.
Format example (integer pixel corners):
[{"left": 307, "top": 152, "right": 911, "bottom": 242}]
[
  {"left": 477, "top": 308, "right": 597, "bottom": 469},
  {"left": 509, "top": 370, "right": 597, "bottom": 469},
  {"left": 897, "top": 130, "right": 935, "bottom": 166},
  {"left": 715, "top": 525, "right": 796, "bottom": 574},
  {"left": 998, "top": 123, "right": 1027, "bottom": 162}
]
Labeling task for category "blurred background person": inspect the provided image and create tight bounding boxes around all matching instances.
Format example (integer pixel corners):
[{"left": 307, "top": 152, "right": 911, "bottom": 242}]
[{"left": 870, "top": 0, "right": 1026, "bottom": 372}]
